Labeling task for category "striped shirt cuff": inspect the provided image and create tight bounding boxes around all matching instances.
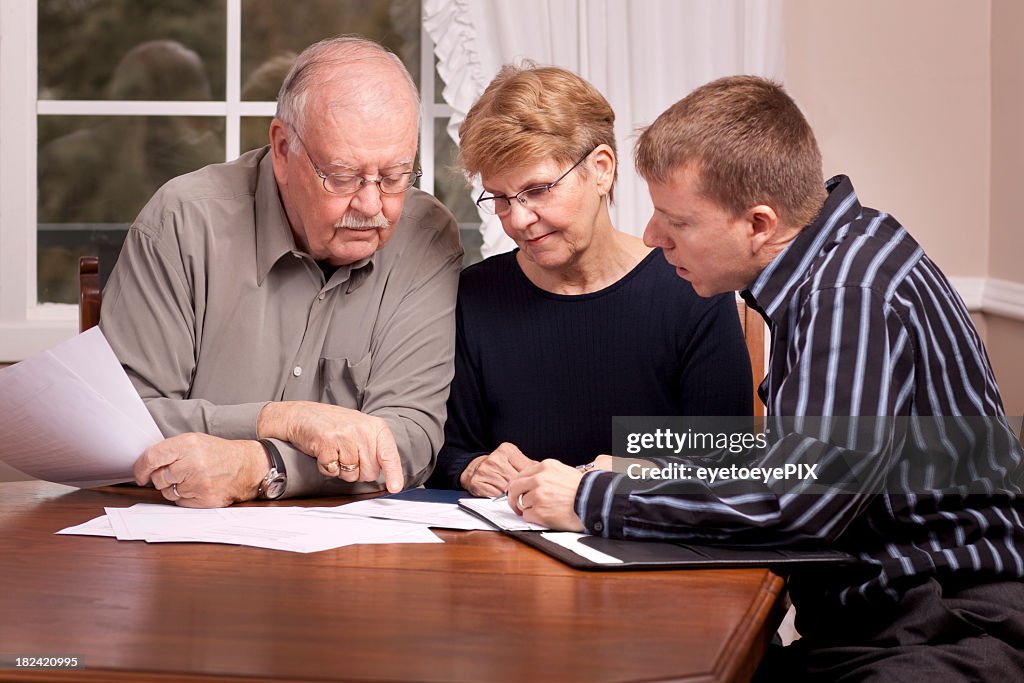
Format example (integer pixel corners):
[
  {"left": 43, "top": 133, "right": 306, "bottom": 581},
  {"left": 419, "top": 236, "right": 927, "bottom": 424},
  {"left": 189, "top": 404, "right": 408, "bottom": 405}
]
[{"left": 575, "top": 471, "right": 627, "bottom": 538}]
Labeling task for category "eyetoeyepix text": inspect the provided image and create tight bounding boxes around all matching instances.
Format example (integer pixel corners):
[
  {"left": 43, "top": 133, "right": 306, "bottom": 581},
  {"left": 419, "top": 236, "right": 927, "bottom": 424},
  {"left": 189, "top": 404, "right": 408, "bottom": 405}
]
[{"left": 625, "top": 462, "right": 819, "bottom": 483}]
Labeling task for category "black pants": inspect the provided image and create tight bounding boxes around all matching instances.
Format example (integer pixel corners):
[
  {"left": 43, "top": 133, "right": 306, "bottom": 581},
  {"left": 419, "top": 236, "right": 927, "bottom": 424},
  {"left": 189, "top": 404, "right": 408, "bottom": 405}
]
[{"left": 755, "top": 579, "right": 1024, "bottom": 682}]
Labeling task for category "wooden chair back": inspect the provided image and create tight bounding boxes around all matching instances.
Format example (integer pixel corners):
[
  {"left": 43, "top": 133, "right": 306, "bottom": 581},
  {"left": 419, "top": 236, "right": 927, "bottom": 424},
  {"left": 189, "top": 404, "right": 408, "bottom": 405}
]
[
  {"left": 79, "top": 256, "right": 101, "bottom": 333},
  {"left": 736, "top": 299, "right": 766, "bottom": 416}
]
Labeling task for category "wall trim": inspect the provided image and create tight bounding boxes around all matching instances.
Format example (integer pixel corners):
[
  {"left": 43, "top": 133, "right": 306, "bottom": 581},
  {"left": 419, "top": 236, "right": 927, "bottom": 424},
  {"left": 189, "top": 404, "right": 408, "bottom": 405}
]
[
  {"left": 950, "top": 276, "right": 1024, "bottom": 322},
  {"left": 950, "top": 276, "right": 986, "bottom": 311},
  {"left": 982, "top": 278, "right": 1024, "bottom": 322}
]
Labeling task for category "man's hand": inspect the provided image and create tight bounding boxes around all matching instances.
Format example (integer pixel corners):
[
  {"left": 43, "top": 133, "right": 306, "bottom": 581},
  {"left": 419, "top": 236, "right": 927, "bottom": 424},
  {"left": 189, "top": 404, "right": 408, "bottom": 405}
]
[
  {"left": 507, "top": 459, "right": 586, "bottom": 532},
  {"left": 257, "top": 401, "right": 404, "bottom": 493},
  {"left": 134, "top": 433, "right": 267, "bottom": 508},
  {"left": 460, "top": 442, "right": 536, "bottom": 497}
]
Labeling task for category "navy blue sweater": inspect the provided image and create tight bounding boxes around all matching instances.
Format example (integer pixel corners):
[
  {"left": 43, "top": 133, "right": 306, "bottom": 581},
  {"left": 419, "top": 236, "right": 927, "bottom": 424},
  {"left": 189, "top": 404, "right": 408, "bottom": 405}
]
[{"left": 426, "top": 249, "right": 753, "bottom": 489}]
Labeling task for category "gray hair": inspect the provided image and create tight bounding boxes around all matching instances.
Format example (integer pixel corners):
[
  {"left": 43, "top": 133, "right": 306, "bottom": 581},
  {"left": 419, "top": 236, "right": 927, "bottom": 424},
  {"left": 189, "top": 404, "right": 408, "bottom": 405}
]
[{"left": 275, "top": 35, "right": 420, "bottom": 143}]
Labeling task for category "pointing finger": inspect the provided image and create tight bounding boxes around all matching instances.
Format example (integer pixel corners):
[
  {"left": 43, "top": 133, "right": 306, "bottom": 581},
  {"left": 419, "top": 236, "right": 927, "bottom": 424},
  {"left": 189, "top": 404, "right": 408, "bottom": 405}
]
[{"left": 375, "top": 425, "right": 404, "bottom": 493}]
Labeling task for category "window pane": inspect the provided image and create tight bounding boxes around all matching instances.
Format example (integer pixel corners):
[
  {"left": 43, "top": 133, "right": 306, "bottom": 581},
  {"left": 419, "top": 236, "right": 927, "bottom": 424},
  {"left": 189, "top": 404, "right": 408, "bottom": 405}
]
[
  {"left": 241, "top": 0, "right": 421, "bottom": 101},
  {"left": 433, "top": 119, "right": 482, "bottom": 266},
  {"left": 38, "top": 227, "right": 128, "bottom": 306},
  {"left": 37, "top": 115, "right": 225, "bottom": 303},
  {"left": 38, "top": 0, "right": 226, "bottom": 100},
  {"left": 241, "top": 117, "right": 274, "bottom": 156}
]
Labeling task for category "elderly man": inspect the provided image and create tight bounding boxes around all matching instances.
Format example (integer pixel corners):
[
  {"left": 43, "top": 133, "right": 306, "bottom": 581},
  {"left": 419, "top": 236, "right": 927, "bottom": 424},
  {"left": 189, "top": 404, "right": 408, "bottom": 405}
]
[
  {"left": 508, "top": 76, "right": 1024, "bottom": 680},
  {"left": 100, "top": 36, "right": 462, "bottom": 507}
]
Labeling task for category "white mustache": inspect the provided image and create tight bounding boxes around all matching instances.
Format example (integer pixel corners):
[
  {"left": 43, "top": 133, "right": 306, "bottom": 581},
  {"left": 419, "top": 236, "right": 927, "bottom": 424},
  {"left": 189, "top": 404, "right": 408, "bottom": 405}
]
[{"left": 335, "top": 213, "right": 390, "bottom": 230}]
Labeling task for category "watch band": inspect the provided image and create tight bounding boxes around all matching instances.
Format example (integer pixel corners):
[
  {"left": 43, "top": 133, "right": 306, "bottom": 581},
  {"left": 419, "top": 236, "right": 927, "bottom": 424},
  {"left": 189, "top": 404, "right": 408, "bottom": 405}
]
[
  {"left": 256, "top": 439, "right": 287, "bottom": 500},
  {"left": 258, "top": 438, "right": 286, "bottom": 474}
]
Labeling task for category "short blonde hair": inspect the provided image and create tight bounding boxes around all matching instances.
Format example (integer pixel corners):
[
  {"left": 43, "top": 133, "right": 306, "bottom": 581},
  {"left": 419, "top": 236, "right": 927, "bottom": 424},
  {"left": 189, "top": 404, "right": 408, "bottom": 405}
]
[
  {"left": 635, "top": 75, "right": 825, "bottom": 228},
  {"left": 458, "top": 64, "right": 617, "bottom": 199}
]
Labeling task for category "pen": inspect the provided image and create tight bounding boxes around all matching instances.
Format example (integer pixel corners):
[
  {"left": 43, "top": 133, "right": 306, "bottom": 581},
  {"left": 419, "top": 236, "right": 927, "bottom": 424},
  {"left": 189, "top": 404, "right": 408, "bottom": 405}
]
[{"left": 492, "top": 493, "right": 508, "bottom": 502}]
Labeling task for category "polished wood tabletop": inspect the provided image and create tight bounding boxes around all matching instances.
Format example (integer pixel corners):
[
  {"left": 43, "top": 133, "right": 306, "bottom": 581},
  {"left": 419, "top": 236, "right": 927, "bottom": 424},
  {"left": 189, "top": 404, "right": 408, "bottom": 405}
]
[{"left": 0, "top": 480, "right": 785, "bottom": 683}]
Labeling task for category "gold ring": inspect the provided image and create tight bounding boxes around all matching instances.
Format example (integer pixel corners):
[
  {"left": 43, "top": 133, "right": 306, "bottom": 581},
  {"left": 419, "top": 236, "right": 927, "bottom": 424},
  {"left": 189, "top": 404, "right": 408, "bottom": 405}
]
[
  {"left": 337, "top": 462, "right": 358, "bottom": 472},
  {"left": 518, "top": 492, "right": 530, "bottom": 510}
]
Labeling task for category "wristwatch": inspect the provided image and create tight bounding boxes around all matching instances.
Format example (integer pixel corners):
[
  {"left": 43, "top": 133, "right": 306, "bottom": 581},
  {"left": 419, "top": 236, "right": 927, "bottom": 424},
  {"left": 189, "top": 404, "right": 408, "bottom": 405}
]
[{"left": 256, "top": 439, "right": 288, "bottom": 500}]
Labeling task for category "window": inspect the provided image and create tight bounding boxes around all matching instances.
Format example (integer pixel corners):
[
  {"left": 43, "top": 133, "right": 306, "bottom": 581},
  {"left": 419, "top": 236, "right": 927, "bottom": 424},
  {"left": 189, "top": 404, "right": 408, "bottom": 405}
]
[{"left": 0, "top": 1, "right": 480, "bottom": 360}]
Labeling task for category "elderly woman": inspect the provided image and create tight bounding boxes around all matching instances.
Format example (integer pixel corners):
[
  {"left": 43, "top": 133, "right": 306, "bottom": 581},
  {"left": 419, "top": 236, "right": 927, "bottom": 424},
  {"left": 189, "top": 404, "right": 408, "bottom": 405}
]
[{"left": 426, "top": 65, "right": 751, "bottom": 496}]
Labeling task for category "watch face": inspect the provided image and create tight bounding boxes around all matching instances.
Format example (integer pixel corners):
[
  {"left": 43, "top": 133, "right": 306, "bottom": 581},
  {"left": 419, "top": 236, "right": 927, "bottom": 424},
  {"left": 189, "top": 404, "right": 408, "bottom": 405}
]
[{"left": 266, "top": 476, "right": 287, "bottom": 500}]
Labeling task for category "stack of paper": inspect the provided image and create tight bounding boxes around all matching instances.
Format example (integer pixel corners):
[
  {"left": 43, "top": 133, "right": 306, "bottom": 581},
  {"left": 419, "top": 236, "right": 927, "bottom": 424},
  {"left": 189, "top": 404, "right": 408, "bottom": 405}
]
[
  {"left": 54, "top": 490, "right": 550, "bottom": 554},
  {"left": 57, "top": 503, "right": 442, "bottom": 553}
]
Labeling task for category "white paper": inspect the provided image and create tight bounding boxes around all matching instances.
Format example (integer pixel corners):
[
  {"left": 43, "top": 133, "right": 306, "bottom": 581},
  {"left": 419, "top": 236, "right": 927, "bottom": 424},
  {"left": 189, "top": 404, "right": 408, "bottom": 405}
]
[
  {"left": 458, "top": 497, "right": 549, "bottom": 532},
  {"left": 54, "top": 514, "right": 116, "bottom": 537},
  {"left": 307, "top": 497, "right": 494, "bottom": 531},
  {"left": 60, "top": 503, "right": 443, "bottom": 553},
  {"left": 540, "top": 532, "right": 624, "bottom": 565},
  {"left": 0, "top": 328, "right": 163, "bottom": 487}
]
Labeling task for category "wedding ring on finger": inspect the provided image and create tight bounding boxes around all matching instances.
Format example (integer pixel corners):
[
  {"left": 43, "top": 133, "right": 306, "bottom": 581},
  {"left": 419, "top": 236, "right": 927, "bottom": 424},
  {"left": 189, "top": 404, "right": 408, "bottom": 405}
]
[
  {"left": 337, "top": 462, "right": 358, "bottom": 472},
  {"left": 171, "top": 483, "right": 180, "bottom": 499},
  {"left": 518, "top": 492, "right": 531, "bottom": 510}
]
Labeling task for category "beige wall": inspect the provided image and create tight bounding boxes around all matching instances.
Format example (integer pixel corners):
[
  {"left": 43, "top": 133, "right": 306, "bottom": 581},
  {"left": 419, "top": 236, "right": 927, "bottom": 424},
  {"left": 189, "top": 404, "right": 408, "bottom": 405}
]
[
  {"left": 990, "top": 0, "right": 1024, "bottom": 283},
  {"left": 987, "top": 0, "right": 1024, "bottom": 416},
  {"left": 988, "top": 316, "right": 1024, "bottom": 417},
  {"left": 785, "top": 0, "right": 1024, "bottom": 411},
  {"left": 783, "top": 0, "right": 991, "bottom": 277}
]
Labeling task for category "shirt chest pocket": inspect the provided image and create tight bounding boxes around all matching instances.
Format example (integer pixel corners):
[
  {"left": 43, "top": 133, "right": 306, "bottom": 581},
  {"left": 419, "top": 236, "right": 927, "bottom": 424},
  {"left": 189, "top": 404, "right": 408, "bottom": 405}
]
[{"left": 319, "top": 354, "right": 371, "bottom": 409}]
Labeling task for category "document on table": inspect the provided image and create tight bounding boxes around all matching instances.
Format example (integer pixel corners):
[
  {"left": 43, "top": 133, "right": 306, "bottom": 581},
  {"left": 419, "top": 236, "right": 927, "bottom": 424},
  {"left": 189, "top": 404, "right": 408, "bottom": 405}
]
[
  {"left": 307, "top": 496, "right": 495, "bottom": 531},
  {"left": 57, "top": 503, "right": 442, "bottom": 553},
  {"left": 458, "top": 497, "right": 549, "bottom": 532},
  {"left": 0, "top": 327, "right": 162, "bottom": 487}
]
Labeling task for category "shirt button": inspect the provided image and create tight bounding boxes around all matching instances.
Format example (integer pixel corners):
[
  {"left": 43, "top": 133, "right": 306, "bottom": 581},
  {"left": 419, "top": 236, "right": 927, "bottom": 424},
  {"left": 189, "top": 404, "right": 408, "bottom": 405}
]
[
  {"left": 292, "top": 366, "right": 302, "bottom": 377},
  {"left": 593, "top": 521, "right": 604, "bottom": 533},
  {"left": 318, "top": 292, "right": 326, "bottom": 300}
]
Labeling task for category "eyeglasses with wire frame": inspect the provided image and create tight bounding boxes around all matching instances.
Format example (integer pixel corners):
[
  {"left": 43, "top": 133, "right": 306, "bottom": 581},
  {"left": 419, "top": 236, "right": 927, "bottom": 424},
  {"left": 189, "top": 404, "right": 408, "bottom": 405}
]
[
  {"left": 475, "top": 148, "right": 595, "bottom": 216},
  {"left": 293, "top": 130, "right": 421, "bottom": 196}
]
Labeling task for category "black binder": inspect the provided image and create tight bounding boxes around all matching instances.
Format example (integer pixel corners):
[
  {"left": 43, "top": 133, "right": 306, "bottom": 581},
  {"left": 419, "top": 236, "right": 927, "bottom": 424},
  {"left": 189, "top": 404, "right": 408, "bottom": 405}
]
[
  {"left": 506, "top": 531, "right": 857, "bottom": 571},
  {"left": 456, "top": 496, "right": 857, "bottom": 571}
]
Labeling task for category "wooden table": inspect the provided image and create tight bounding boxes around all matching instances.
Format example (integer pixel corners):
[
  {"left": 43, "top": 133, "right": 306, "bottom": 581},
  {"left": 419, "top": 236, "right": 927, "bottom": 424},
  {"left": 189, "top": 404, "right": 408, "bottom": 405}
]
[{"left": 0, "top": 481, "right": 785, "bottom": 683}]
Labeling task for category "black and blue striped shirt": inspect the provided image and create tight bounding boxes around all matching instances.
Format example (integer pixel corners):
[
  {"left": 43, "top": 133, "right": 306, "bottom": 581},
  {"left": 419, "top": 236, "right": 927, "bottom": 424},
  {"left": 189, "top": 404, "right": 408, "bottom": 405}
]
[{"left": 576, "top": 175, "right": 1024, "bottom": 607}]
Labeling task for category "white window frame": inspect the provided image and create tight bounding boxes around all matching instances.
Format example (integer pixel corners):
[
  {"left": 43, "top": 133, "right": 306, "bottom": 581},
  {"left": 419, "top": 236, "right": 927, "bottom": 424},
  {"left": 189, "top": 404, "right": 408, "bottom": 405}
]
[{"left": 0, "top": 1, "right": 450, "bottom": 361}]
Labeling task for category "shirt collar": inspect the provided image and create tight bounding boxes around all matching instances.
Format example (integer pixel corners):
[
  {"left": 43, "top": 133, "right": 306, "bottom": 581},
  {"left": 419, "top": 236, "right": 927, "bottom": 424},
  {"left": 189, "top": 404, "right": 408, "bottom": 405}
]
[
  {"left": 255, "top": 148, "right": 298, "bottom": 285},
  {"left": 742, "top": 175, "right": 861, "bottom": 324},
  {"left": 254, "top": 147, "right": 376, "bottom": 287}
]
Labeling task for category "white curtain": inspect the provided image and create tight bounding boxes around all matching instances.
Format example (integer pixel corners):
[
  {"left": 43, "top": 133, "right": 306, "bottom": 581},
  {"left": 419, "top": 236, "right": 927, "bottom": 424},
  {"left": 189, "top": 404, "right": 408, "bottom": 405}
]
[{"left": 424, "top": 0, "right": 785, "bottom": 257}]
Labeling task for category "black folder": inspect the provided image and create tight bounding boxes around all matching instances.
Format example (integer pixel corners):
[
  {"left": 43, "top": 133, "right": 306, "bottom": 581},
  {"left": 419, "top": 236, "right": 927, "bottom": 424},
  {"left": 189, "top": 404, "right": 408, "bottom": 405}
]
[
  {"left": 456, "top": 495, "right": 856, "bottom": 571},
  {"left": 505, "top": 531, "right": 856, "bottom": 572}
]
